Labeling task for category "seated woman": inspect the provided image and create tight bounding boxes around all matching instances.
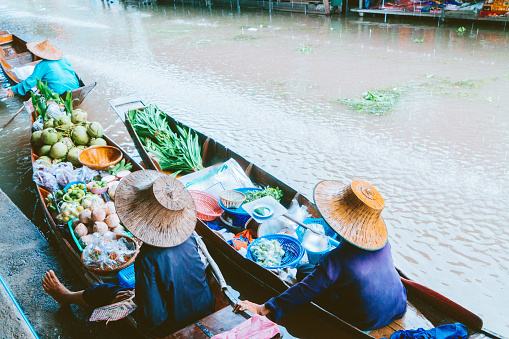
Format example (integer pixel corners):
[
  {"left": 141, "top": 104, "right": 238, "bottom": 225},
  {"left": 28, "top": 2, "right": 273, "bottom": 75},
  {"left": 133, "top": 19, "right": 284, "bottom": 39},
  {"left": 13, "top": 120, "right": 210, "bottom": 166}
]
[
  {"left": 234, "top": 180, "right": 407, "bottom": 331},
  {"left": 42, "top": 172, "right": 214, "bottom": 337},
  {"left": 7, "top": 40, "right": 80, "bottom": 98}
]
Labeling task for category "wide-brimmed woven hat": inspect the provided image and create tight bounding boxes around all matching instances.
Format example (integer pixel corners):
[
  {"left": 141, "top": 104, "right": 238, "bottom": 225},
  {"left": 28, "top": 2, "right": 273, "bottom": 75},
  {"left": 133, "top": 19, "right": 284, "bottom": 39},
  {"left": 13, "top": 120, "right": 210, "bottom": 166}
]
[
  {"left": 26, "top": 40, "right": 63, "bottom": 61},
  {"left": 115, "top": 170, "right": 197, "bottom": 248},
  {"left": 314, "top": 179, "right": 387, "bottom": 251}
]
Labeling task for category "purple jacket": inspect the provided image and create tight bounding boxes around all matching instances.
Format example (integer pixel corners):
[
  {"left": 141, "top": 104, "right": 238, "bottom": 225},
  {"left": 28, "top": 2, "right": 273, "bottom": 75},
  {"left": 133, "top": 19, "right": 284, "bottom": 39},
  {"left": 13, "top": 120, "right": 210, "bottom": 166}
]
[{"left": 265, "top": 241, "right": 407, "bottom": 331}]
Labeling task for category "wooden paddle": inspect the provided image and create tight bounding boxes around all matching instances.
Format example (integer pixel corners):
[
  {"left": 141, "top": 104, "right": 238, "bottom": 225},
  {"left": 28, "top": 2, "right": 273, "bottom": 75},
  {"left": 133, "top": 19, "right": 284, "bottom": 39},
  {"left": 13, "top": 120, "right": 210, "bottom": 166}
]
[
  {"left": 401, "top": 277, "right": 483, "bottom": 331},
  {"left": 0, "top": 104, "right": 25, "bottom": 132}
]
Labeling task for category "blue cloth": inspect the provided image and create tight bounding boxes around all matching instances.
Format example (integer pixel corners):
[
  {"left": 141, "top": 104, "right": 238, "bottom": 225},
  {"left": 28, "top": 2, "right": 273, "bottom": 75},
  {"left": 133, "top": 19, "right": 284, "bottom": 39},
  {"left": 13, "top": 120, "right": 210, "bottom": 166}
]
[
  {"left": 134, "top": 237, "right": 214, "bottom": 336},
  {"left": 10, "top": 58, "right": 80, "bottom": 96},
  {"left": 265, "top": 241, "right": 407, "bottom": 331},
  {"left": 82, "top": 237, "right": 214, "bottom": 337},
  {"left": 387, "top": 323, "right": 468, "bottom": 339}
]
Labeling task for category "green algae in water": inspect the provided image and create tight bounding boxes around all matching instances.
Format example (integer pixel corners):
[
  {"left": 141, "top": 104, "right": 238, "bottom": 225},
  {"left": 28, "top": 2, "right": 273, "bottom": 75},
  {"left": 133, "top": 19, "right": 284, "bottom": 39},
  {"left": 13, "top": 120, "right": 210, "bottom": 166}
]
[{"left": 335, "top": 88, "right": 407, "bottom": 116}]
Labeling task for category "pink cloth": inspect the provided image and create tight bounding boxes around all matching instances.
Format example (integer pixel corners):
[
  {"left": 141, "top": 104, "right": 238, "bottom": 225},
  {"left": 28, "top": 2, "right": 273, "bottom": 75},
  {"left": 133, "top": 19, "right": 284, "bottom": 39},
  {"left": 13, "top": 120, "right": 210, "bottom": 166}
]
[{"left": 212, "top": 314, "right": 279, "bottom": 339}]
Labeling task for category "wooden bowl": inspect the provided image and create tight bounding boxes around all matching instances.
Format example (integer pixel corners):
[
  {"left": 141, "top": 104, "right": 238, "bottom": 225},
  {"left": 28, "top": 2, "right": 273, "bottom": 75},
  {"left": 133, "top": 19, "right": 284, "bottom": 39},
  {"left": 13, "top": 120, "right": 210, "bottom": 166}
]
[
  {"left": 79, "top": 145, "right": 122, "bottom": 171},
  {"left": 81, "top": 234, "right": 139, "bottom": 275}
]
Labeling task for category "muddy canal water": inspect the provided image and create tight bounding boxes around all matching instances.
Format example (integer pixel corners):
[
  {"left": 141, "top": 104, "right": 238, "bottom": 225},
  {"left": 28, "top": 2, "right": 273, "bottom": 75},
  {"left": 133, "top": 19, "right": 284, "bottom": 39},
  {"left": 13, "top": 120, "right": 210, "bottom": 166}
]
[{"left": 1, "top": 0, "right": 508, "bottom": 336}]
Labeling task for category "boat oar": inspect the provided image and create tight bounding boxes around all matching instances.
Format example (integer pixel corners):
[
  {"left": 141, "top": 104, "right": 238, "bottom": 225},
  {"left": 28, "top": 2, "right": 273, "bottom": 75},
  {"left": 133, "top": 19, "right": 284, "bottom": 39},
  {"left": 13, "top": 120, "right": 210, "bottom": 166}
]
[
  {"left": 401, "top": 277, "right": 483, "bottom": 331},
  {"left": 0, "top": 104, "right": 25, "bottom": 132}
]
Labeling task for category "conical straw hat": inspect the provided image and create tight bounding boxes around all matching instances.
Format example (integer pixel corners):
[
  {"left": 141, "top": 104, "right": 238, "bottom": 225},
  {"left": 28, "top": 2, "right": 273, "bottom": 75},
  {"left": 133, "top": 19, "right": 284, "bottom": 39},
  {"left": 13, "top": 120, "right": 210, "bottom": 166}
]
[
  {"left": 115, "top": 170, "right": 197, "bottom": 248},
  {"left": 314, "top": 180, "right": 387, "bottom": 251},
  {"left": 26, "top": 40, "right": 63, "bottom": 61}
]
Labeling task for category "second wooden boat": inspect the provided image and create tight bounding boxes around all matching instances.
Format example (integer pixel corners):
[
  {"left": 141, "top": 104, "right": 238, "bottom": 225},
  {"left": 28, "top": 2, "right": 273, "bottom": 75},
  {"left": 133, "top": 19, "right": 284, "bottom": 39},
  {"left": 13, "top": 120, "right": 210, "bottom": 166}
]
[
  {"left": 0, "top": 30, "right": 96, "bottom": 106},
  {"left": 110, "top": 96, "right": 502, "bottom": 339}
]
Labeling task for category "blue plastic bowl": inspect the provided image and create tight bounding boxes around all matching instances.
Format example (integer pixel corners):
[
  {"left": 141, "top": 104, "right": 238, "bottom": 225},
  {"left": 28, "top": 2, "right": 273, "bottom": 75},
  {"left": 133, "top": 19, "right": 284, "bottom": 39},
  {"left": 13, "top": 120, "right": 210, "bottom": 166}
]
[
  {"left": 118, "top": 264, "right": 135, "bottom": 288},
  {"left": 247, "top": 234, "right": 305, "bottom": 270},
  {"left": 64, "top": 181, "right": 87, "bottom": 194},
  {"left": 296, "top": 218, "right": 338, "bottom": 241},
  {"left": 218, "top": 187, "right": 262, "bottom": 226}
]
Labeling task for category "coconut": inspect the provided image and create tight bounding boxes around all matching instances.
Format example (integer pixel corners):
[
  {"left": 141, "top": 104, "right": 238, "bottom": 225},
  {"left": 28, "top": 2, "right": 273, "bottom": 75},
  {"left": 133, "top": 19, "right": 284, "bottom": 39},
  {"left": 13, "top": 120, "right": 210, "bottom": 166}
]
[
  {"left": 43, "top": 119, "right": 54, "bottom": 129},
  {"left": 71, "top": 125, "right": 90, "bottom": 145},
  {"left": 54, "top": 115, "right": 72, "bottom": 130},
  {"left": 92, "top": 208, "right": 106, "bottom": 222},
  {"left": 72, "top": 218, "right": 81, "bottom": 227},
  {"left": 110, "top": 226, "right": 124, "bottom": 234},
  {"left": 60, "top": 137, "right": 74, "bottom": 149},
  {"left": 38, "top": 145, "right": 52, "bottom": 156},
  {"left": 87, "top": 122, "right": 103, "bottom": 138},
  {"left": 89, "top": 138, "right": 107, "bottom": 147},
  {"left": 49, "top": 142, "right": 68, "bottom": 159},
  {"left": 71, "top": 109, "right": 88, "bottom": 124},
  {"left": 77, "top": 145, "right": 88, "bottom": 151},
  {"left": 105, "top": 213, "right": 120, "bottom": 229},
  {"left": 41, "top": 128, "right": 59, "bottom": 146},
  {"left": 93, "top": 221, "right": 108, "bottom": 235},
  {"left": 74, "top": 223, "right": 88, "bottom": 237},
  {"left": 38, "top": 156, "right": 52, "bottom": 166},
  {"left": 31, "top": 130, "right": 43, "bottom": 147},
  {"left": 102, "top": 202, "right": 116, "bottom": 216},
  {"left": 67, "top": 147, "right": 82, "bottom": 166}
]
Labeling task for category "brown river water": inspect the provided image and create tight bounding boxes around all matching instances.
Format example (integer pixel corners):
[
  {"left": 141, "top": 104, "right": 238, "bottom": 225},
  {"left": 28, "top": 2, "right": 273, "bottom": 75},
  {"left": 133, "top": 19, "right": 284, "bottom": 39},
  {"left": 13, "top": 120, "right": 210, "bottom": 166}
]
[{"left": 0, "top": 0, "right": 508, "bottom": 336}]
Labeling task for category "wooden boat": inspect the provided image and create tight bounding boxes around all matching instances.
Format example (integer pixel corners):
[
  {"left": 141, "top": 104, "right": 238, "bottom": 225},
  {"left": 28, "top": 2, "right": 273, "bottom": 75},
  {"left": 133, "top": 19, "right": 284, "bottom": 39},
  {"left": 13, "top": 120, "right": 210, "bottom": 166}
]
[
  {"left": 110, "top": 96, "right": 503, "bottom": 339},
  {"left": 27, "top": 106, "right": 270, "bottom": 338},
  {"left": 0, "top": 30, "right": 96, "bottom": 106}
]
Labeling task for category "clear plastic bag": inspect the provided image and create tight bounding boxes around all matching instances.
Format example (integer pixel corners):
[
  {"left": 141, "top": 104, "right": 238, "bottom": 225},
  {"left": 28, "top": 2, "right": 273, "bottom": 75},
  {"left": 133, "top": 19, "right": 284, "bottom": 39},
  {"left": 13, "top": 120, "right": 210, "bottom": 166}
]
[
  {"left": 54, "top": 163, "right": 77, "bottom": 188},
  {"left": 186, "top": 158, "right": 254, "bottom": 198},
  {"left": 32, "top": 116, "right": 44, "bottom": 131},
  {"left": 73, "top": 166, "right": 99, "bottom": 183},
  {"left": 33, "top": 170, "right": 58, "bottom": 191},
  {"left": 33, "top": 159, "right": 54, "bottom": 174},
  {"left": 83, "top": 233, "right": 137, "bottom": 271}
]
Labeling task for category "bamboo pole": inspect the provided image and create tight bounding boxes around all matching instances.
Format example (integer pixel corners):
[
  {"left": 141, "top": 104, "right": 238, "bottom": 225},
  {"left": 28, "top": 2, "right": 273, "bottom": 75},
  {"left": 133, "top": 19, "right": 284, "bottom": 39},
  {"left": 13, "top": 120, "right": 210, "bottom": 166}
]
[{"left": 324, "top": 0, "right": 331, "bottom": 14}]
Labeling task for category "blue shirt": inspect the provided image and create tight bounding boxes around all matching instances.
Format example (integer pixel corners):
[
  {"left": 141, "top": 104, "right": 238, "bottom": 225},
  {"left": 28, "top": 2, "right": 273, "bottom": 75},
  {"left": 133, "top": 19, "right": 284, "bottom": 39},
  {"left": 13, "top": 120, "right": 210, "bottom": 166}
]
[
  {"left": 11, "top": 58, "right": 80, "bottom": 96},
  {"left": 265, "top": 241, "right": 407, "bottom": 331},
  {"left": 135, "top": 237, "right": 214, "bottom": 336}
]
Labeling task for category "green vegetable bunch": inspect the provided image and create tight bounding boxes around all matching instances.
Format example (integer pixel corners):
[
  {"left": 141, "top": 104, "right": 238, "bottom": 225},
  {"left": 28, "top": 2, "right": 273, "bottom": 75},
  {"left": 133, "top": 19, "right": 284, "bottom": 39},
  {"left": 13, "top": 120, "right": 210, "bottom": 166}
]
[
  {"left": 128, "top": 105, "right": 204, "bottom": 175},
  {"left": 244, "top": 186, "right": 283, "bottom": 204}
]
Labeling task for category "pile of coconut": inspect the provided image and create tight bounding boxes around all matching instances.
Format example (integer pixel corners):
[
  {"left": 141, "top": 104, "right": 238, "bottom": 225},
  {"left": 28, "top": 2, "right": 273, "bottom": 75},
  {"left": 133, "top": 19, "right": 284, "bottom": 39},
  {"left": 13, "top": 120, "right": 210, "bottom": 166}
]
[
  {"left": 73, "top": 201, "right": 126, "bottom": 247},
  {"left": 31, "top": 109, "right": 107, "bottom": 167}
]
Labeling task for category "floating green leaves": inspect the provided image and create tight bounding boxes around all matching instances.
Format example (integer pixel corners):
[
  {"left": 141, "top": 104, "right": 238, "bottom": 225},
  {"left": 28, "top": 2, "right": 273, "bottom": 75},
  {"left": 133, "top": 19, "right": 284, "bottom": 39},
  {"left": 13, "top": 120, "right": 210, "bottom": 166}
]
[
  {"left": 413, "top": 39, "right": 424, "bottom": 43},
  {"left": 455, "top": 26, "right": 466, "bottom": 36},
  {"left": 296, "top": 45, "right": 312, "bottom": 53},
  {"left": 334, "top": 87, "right": 408, "bottom": 116}
]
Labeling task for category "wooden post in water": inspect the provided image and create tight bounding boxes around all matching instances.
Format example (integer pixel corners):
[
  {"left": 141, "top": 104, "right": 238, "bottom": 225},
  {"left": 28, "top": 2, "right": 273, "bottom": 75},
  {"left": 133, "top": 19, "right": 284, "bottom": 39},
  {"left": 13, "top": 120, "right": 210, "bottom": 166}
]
[{"left": 323, "top": 0, "right": 331, "bottom": 14}]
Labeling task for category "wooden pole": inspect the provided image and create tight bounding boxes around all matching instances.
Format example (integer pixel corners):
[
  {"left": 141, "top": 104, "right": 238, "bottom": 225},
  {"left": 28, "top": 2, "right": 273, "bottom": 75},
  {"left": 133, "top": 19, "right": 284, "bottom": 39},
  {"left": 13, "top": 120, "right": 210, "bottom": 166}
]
[
  {"left": 0, "top": 105, "right": 25, "bottom": 132},
  {"left": 324, "top": 0, "right": 331, "bottom": 14}
]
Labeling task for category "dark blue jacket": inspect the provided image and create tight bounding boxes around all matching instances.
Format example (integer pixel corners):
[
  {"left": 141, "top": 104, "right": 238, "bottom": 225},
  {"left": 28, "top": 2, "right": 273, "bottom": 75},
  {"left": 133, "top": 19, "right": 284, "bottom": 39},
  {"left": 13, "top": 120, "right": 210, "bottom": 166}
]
[
  {"left": 135, "top": 237, "right": 214, "bottom": 336},
  {"left": 265, "top": 241, "right": 407, "bottom": 331}
]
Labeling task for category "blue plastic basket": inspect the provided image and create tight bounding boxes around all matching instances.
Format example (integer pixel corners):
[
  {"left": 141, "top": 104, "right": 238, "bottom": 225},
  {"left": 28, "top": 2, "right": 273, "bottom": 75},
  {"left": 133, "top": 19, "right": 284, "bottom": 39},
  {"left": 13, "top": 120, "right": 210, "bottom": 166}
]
[
  {"left": 63, "top": 181, "right": 87, "bottom": 193},
  {"left": 296, "top": 218, "right": 338, "bottom": 241},
  {"left": 247, "top": 234, "right": 305, "bottom": 270},
  {"left": 218, "top": 187, "right": 262, "bottom": 226},
  {"left": 118, "top": 264, "right": 135, "bottom": 288},
  {"left": 68, "top": 218, "right": 85, "bottom": 252}
]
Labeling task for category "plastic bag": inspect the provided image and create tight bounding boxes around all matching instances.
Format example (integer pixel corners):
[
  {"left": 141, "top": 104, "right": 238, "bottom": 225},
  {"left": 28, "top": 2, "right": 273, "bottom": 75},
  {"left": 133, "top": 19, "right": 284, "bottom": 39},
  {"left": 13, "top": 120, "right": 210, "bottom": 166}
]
[
  {"left": 186, "top": 158, "right": 254, "bottom": 198},
  {"left": 56, "top": 201, "right": 80, "bottom": 224},
  {"left": 83, "top": 233, "right": 137, "bottom": 271},
  {"left": 46, "top": 104, "right": 65, "bottom": 120},
  {"left": 33, "top": 159, "right": 54, "bottom": 174},
  {"left": 33, "top": 170, "right": 58, "bottom": 191},
  {"left": 73, "top": 166, "right": 99, "bottom": 183},
  {"left": 32, "top": 116, "right": 44, "bottom": 131},
  {"left": 55, "top": 164, "right": 77, "bottom": 188}
]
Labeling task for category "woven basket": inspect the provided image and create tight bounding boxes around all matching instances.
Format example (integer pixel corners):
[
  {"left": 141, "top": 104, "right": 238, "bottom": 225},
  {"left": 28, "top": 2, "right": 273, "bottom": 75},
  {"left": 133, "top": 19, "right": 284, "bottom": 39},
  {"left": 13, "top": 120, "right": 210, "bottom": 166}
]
[
  {"left": 81, "top": 234, "right": 139, "bottom": 275},
  {"left": 189, "top": 190, "right": 223, "bottom": 221},
  {"left": 219, "top": 190, "right": 246, "bottom": 209},
  {"left": 79, "top": 145, "right": 123, "bottom": 171},
  {"left": 247, "top": 234, "right": 304, "bottom": 270}
]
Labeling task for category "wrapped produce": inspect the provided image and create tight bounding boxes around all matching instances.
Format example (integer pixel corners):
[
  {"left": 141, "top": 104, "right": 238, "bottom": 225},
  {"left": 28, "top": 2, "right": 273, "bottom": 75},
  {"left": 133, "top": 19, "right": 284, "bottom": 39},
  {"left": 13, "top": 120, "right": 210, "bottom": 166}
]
[
  {"left": 80, "top": 234, "right": 96, "bottom": 246},
  {"left": 83, "top": 233, "right": 136, "bottom": 271},
  {"left": 81, "top": 194, "right": 104, "bottom": 209},
  {"left": 56, "top": 202, "right": 80, "bottom": 224}
]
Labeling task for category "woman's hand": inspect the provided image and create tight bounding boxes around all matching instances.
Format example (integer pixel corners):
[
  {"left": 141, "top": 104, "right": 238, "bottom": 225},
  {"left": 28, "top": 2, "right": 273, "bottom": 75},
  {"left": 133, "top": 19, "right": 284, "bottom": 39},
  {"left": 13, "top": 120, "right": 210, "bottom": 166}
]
[
  {"left": 111, "top": 289, "right": 135, "bottom": 304},
  {"left": 233, "top": 300, "right": 270, "bottom": 316},
  {"left": 7, "top": 88, "right": 15, "bottom": 98}
]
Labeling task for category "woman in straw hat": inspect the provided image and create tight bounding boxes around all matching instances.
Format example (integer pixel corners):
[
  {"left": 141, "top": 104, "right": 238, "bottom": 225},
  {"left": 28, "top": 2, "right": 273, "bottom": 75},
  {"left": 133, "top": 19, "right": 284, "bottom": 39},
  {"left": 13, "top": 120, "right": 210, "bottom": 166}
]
[
  {"left": 6, "top": 39, "right": 80, "bottom": 98},
  {"left": 234, "top": 180, "right": 407, "bottom": 331},
  {"left": 42, "top": 171, "right": 214, "bottom": 337}
]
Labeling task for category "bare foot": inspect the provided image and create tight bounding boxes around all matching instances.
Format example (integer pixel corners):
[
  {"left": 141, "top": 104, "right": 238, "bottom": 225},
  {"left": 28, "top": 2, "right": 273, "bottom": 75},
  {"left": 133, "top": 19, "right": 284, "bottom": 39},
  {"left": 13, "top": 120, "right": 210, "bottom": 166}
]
[{"left": 42, "top": 270, "right": 72, "bottom": 306}]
